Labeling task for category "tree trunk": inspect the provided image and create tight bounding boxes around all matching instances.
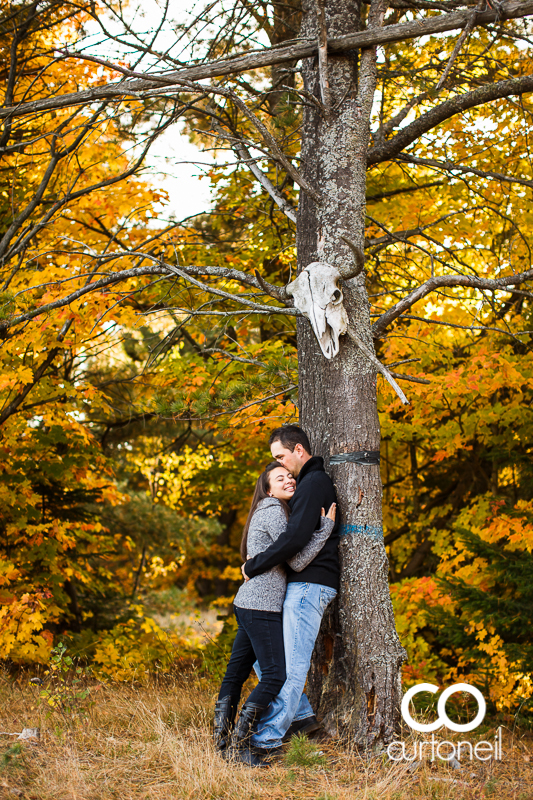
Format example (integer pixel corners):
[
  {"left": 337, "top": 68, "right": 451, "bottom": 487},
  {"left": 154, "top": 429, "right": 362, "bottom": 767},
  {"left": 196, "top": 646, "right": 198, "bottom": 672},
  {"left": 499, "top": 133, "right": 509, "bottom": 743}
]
[{"left": 297, "top": 0, "right": 406, "bottom": 746}]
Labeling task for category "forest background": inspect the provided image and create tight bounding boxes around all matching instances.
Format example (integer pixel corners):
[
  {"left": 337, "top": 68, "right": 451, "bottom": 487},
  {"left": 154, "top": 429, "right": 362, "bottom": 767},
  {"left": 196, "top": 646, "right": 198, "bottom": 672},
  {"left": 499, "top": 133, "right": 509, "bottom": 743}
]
[{"left": 1, "top": 0, "right": 532, "bottom": 724}]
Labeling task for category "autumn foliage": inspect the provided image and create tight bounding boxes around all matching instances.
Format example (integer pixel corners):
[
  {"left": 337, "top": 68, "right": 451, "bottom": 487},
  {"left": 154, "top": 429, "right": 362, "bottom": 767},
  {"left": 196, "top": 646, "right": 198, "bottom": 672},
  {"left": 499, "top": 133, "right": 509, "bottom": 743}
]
[{"left": 0, "top": 0, "right": 532, "bottom": 720}]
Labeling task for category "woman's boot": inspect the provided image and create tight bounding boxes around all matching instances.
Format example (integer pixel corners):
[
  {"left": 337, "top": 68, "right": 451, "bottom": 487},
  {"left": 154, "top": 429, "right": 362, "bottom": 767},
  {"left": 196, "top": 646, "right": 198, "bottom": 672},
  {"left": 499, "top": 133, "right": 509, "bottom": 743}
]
[
  {"left": 230, "top": 702, "right": 270, "bottom": 767},
  {"left": 214, "top": 695, "right": 236, "bottom": 753}
]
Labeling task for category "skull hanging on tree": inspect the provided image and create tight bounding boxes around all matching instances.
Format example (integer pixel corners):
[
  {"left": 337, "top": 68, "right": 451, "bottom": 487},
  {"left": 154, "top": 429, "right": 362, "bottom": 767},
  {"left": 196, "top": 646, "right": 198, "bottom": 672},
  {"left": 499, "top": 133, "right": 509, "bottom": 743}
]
[
  {"left": 286, "top": 262, "right": 349, "bottom": 359},
  {"left": 284, "top": 238, "right": 408, "bottom": 403}
]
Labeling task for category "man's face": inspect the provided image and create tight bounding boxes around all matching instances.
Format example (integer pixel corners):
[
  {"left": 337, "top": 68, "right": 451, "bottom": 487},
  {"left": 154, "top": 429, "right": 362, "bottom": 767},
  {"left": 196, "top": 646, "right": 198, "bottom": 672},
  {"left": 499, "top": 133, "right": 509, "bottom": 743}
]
[{"left": 270, "top": 441, "right": 306, "bottom": 476}]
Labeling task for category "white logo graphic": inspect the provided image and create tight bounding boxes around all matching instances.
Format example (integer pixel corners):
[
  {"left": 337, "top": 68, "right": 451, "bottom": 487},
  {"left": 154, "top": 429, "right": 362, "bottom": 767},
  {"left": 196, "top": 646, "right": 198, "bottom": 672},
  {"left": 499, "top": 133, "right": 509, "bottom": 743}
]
[
  {"left": 401, "top": 682, "right": 486, "bottom": 733},
  {"left": 389, "top": 682, "right": 500, "bottom": 764}
]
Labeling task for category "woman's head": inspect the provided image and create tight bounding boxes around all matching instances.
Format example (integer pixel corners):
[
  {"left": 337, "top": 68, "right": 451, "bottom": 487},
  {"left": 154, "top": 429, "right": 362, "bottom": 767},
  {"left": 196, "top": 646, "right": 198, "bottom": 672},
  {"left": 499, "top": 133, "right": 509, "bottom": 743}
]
[
  {"left": 240, "top": 463, "right": 295, "bottom": 560},
  {"left": 265, "top": 464, "right": 295, "bottom": 500}
]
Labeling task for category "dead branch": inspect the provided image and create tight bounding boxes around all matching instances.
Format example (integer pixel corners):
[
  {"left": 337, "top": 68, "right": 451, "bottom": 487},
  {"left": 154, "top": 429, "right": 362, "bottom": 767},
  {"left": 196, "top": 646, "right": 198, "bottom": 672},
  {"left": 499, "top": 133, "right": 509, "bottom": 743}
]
[
  {"left": 435, "top": 0, "right": 485, "bottom": 92},
  {"left": 205, "top": 99, "right": 298, "bottom": 222},
  {"left": 389, "top": 313, "right": 533, "bottom": 339},
  {"left": 372, "top": 267, "right": 533, "bottom": 338},
  {"left": 346, "top": 327, "right": 410, "bottom": 404},
  {"left": 368, "top": 73, "right": 533, "bottom": 166},
  {"left": 234, "top": 141, "right": 298, "bottom": 223},
  {"left": 0, "top": 258, "right": 297, "bottom": 337},
  {"left": 394, "top": 153, "right": 533, "bottom": 189},
  {"left": 367, "top": 180, "right": 444, "bottom": 201},
  {"left": 2, "top": 0, "right": 533, "bottom": 119},
  {"left": 389, "top": 371, "right": 431, "bottom": 384},
  {"left": 375, "top": 92, "right": 430, "bottom": 142},
  {"left": 163, "top": 262, "right": 295, "bottom": 315},
  {"left": 315, "top": 0, "right": 331, "bottom": 117},
  {"left": 224, "top": 89, "right": 322, "bottom": 203}
]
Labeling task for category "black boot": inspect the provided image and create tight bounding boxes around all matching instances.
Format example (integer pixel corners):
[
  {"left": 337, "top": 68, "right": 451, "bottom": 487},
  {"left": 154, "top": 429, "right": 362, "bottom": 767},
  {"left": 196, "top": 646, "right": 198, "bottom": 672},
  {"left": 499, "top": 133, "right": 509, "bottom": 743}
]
[
  {"left": 228, "top": 702, "right": 268, "bottom": 766},
  {"left": 234, "top": 744, "right": 282, "bottom": 768},
  {"left": 231, "top": 702, "right": 266, "bottom": 749},
  {"left": 282, "top": 715, "right": 323, "bottom": 742},
  {"left": 214, "top": 695, "right": 236, "bottom": 753}
]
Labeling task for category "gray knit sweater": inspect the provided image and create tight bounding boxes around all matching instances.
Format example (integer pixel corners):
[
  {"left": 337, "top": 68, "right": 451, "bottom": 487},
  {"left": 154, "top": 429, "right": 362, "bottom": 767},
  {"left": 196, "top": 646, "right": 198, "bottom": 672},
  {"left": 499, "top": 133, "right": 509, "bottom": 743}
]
[{"left": 233, "top": 497, "right": 334, "bottom": 613}]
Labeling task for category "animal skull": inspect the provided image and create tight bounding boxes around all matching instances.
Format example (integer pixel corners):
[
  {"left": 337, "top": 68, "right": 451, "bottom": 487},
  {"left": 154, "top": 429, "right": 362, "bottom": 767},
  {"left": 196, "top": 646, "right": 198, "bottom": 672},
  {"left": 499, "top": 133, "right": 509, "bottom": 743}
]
[{"left": 286, "top": 262, "right": 348, "bottom": 359}]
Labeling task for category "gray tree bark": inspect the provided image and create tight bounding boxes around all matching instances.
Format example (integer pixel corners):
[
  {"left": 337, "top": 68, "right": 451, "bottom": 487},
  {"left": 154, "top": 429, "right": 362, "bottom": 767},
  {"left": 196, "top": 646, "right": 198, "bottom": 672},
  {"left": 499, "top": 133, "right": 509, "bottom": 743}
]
[{"left": 297, "top": 0, "right": 407, "bottom": 745}]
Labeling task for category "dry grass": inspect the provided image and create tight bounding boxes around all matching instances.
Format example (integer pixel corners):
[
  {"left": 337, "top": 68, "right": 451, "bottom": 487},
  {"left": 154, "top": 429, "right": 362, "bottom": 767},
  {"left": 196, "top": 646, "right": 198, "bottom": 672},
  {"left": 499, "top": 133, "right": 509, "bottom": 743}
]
[{"left": 0, "top": 670, "right": 531, "bottom": 800}]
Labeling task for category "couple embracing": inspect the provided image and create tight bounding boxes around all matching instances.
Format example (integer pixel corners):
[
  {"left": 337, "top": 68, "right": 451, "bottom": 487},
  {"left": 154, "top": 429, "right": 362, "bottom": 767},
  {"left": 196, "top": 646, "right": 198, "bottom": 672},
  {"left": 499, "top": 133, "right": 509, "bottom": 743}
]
[{"left": 214, "top": 424, "right": 340, "bottom": 767}]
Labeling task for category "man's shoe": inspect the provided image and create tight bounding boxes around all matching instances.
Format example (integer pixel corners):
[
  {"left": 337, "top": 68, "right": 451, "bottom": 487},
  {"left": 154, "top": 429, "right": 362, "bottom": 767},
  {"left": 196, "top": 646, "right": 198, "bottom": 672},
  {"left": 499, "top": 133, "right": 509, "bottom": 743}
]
[
  {"left": 282, "top": 715, "right": 322, "bottom": 741},
  {"left": 233, "top": 744, "right": 282, "bottom": 768}
]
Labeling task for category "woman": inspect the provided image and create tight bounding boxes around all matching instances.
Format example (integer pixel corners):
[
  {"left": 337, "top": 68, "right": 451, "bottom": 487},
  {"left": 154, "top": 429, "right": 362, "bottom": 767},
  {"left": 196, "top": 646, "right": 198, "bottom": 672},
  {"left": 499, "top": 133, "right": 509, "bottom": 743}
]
[{"left": 214, "top": 461, "right": 336, "bottom": 758}]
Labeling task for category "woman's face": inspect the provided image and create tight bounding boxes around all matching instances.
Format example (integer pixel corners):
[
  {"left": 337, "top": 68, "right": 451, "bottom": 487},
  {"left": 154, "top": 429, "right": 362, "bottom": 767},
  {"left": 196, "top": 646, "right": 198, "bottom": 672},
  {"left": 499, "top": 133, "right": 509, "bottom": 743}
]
[{"left": 267, "top": 466, "right": 296, "bottom": 501}]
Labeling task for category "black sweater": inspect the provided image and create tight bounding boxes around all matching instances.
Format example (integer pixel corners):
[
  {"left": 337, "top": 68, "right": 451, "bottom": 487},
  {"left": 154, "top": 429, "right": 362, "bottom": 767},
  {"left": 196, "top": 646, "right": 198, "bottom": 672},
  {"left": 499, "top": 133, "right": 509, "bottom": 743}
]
[{"left": 243, "top": 456, "right": 340, "bottom": 591}]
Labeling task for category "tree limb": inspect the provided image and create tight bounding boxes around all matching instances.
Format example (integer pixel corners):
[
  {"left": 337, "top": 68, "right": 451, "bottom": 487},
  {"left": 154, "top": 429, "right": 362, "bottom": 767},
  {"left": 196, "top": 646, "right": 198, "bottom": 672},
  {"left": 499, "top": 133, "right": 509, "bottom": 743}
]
[
  {"left": 367, "top": 73, "right": 533, "bottom": 165},
  {"left": 0, "top": 259, "right": 297, "bottom": 336},
  {"left": 435, "top": 0, "right": 484, "bottom": 92},
  {"left": 3, "top": 0, "right": 533, "bottom": 119},
  {"left": 394, "top": 153, "right": 533, "bottom": 189},
  {"left": 372, "top": 267, "right": 533, "bottom": 338},
  {"left": 367, "top": 180, "right": 444, "bottom": 201},
  {"left": 205, "top": 99, "right": 298, "bottom": 222},
  {"left": 346, "top": 327, "right": 410, "bottom": 404},
  {"left": 389, "top": 370, "right": 431, "bottom": 384}
]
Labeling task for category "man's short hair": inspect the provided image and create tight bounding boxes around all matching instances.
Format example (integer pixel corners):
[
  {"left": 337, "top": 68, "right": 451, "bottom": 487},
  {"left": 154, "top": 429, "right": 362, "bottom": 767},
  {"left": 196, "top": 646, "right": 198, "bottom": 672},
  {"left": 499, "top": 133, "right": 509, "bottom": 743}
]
[{"left": 269, "top": 424, "right": 311, "bottom": 454}]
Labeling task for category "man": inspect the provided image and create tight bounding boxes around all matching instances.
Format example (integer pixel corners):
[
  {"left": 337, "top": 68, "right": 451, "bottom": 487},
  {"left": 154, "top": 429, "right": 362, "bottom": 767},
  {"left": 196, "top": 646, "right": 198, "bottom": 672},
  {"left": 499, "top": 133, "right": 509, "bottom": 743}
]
[{"left": 240, "top": 424, "right": 340, "bottom": 765}]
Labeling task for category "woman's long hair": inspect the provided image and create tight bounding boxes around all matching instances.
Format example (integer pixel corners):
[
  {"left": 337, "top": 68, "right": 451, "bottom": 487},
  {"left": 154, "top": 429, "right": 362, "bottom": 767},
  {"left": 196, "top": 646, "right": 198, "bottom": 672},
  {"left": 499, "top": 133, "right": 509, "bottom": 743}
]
[{"left": 240, "top": 462, "right": 291, "bottom": 560}]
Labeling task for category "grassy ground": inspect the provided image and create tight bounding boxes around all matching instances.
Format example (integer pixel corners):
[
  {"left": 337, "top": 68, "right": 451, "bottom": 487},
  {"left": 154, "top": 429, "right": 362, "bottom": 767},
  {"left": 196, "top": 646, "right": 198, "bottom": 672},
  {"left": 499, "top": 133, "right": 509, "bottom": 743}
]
[{"left": 0, "top": 670, "right": 531, "bottom": 800}]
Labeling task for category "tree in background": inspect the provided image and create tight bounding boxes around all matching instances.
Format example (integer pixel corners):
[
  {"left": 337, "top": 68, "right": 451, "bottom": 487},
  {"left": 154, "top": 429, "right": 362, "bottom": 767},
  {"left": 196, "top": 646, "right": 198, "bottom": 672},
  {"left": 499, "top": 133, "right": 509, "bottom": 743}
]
[
  {"left": 429, "top": 519, "right": 533, "bottom": 712},
  {"left": 2, "top": 0, "right": 533, "bottom": 743}
]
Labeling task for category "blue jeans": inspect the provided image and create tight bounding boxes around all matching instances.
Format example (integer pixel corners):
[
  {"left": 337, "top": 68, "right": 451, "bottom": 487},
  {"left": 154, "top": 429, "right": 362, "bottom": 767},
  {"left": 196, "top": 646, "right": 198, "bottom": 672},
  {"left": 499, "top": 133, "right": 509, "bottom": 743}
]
[{"left": 251, "top": 582, "right": 337, "bottom": 750}]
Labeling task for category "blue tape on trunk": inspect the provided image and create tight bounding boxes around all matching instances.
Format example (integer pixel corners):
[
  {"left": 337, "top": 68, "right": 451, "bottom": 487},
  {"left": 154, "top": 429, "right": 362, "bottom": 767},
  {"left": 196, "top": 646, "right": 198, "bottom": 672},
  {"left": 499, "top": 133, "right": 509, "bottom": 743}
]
[{"left": 340, "top": 523, "right": 384, "bottom": 540}]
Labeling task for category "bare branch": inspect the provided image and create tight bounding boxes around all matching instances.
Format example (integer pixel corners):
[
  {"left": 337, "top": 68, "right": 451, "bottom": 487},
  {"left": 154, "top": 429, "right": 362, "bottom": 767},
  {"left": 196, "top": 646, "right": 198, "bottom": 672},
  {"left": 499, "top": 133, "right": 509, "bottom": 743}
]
[
  {"left": 374, "top": 92, "right": 430, "bottom": 142},
  {"left": 368, "top": 73, "right": 533, "bottom": 166},
  {"left": 0, "top": 259, "right": 297, "bottom": 337},
  {"left": 435, "top": 0, "right": 484, "bottom": 92},
  {"left": 390, "top": 313, "right": 533, "bottom": 338},
  {"left": 389, "top": 371, "right": 431, "bottom": 384},
  {"left": 345, "top": 327, "right": 410, "bottom": 404},
  {"left": 206, "top": 100, "right": 298, "bottom": 222},
  {"left": 367, "top": 180, "right": 444, "bottom": 201},
  {"left": 316, "top": 0, "right": 331, "bottom": 117},
  {"left": 163, "top": 262, "right": 296, "bottom": 314},
  {"left": 226, "top": 89, "right": 322, "bottom": 202},
  {"left": 183, "top": 264, "right": 291, "bottom": 299},
  {"left": 394, "top": 153, "right": 533, "bottom": 189},
  {"left": 372, "top": 268, "right": 533, "bottom": 338},
  {"left": 3, "top": 0, "right": 533, "bottom": 119},
  {"left": 236, "top": 143, "right": 298, "bottom": 222}
]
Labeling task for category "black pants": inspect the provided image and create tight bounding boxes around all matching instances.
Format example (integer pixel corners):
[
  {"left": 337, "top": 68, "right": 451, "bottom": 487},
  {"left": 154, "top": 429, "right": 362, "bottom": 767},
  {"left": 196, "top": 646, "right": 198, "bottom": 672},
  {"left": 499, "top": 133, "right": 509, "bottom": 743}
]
[{"left": 218, "top": 605, "right": 286, "bottom": 709}]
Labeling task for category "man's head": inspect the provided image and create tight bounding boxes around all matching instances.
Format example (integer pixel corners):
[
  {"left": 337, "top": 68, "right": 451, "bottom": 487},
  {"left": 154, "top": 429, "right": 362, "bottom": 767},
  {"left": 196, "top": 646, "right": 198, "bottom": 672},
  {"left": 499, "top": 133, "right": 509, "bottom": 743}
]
[{"left": 269, "top": 425, "right": 312, "bottom": 476}]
